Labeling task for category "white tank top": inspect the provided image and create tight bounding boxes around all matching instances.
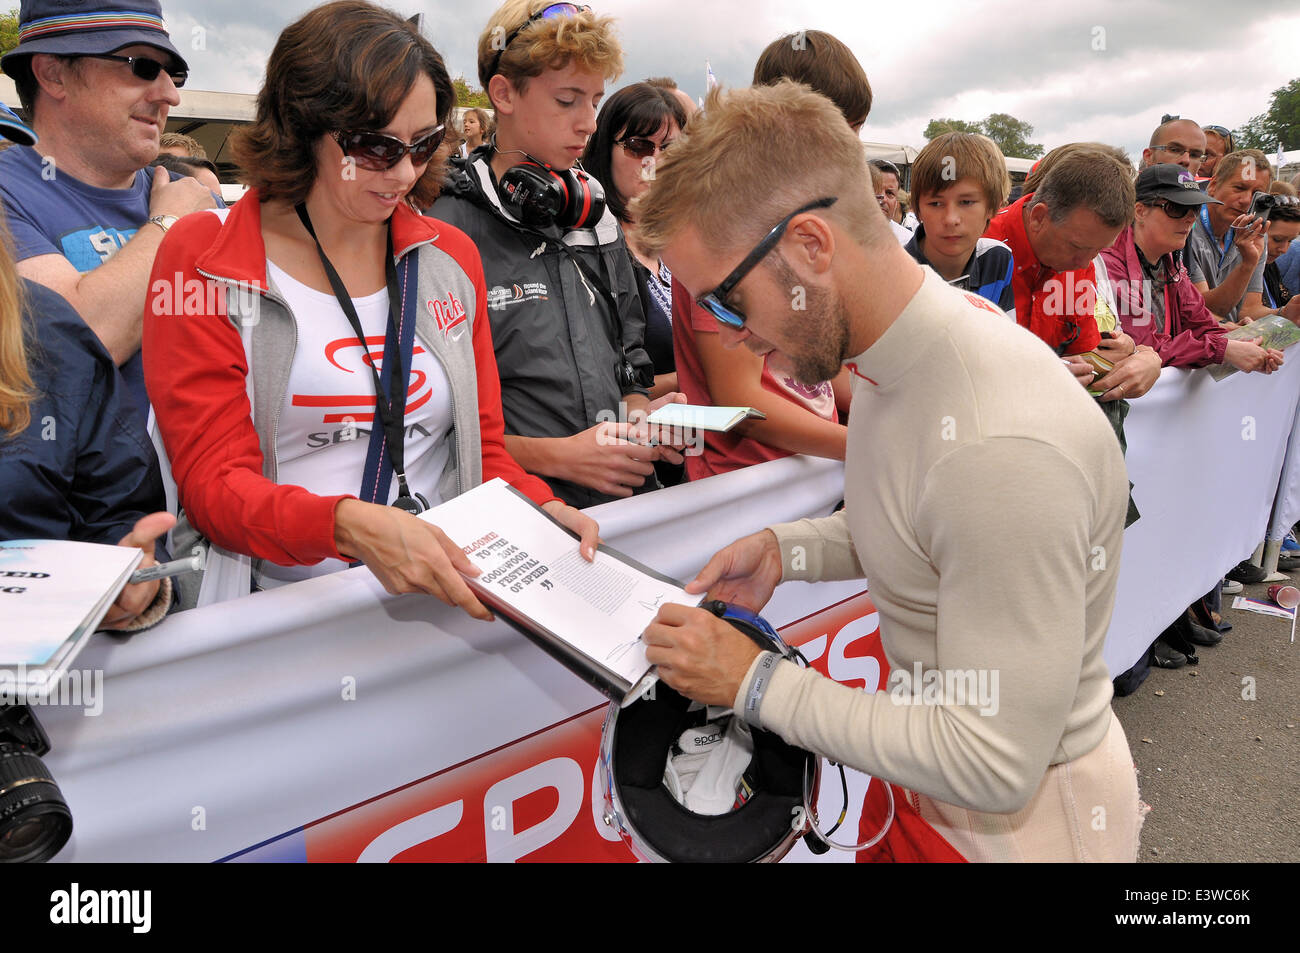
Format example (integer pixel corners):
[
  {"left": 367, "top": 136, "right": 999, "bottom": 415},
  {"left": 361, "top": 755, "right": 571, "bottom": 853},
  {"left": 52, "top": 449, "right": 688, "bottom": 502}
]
[{"left": 261, "top": 260, "right": 454, "bottom": 586}]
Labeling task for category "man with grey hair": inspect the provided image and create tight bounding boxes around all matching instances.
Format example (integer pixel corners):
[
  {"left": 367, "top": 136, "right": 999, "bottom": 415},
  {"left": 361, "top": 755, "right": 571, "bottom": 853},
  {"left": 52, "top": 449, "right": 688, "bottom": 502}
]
[{"left": 985, "top": 148, "right": 1162, "bottom": 400}]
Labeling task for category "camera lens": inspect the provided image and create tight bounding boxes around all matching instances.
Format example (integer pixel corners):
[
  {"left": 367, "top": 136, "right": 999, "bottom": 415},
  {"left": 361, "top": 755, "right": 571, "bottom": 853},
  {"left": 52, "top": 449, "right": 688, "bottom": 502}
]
[{"left": 0, "top": 743, "right": 73, "bottom": 863}]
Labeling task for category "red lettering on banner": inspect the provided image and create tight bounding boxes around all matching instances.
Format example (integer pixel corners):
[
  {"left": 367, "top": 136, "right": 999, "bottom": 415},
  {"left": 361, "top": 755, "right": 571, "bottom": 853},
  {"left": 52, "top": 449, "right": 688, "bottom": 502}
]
[
  {"left": 777, "top": 590, "right": 889, "bottom": 691},
  {"left": 302, "top": 710, "right": 635, "bottom": 863},
  {"left": 294, "top": 591, "right": 885, "bottom": 863}
]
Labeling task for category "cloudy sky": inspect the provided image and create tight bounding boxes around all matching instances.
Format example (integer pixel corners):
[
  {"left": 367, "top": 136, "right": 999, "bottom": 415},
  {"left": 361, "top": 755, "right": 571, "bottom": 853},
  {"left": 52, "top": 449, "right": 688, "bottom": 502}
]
[{"left": 163, "top": 0, "right": 1300, "bottom": 160}]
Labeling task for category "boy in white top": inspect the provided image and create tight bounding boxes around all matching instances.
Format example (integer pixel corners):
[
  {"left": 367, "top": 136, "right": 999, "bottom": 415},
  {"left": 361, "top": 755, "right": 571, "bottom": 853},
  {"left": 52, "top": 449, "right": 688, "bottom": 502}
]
[{"left": 633, "top": 83, "right": 1142, "bottom": 862}]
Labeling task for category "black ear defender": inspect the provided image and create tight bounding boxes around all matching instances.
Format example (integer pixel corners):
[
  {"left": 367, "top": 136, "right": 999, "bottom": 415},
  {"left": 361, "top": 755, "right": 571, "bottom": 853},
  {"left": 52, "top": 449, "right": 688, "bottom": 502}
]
[{"left": 498, "top": 159, "right": 606, "bottom": 230}]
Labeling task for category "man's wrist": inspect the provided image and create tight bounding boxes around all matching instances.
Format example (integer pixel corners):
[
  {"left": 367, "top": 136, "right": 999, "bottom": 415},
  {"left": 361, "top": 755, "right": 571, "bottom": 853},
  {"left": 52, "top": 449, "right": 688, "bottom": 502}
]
[
  {"left": 738, "top": 651, "right": 783, "bottom": 727},
  {"left": 146, "top": 214, "right": 180, "bottom": 233}
]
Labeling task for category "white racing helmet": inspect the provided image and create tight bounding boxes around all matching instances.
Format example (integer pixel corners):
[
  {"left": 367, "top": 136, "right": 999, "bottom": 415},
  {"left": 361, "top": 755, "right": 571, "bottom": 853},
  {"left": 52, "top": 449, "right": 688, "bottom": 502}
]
[{"left": 598, "top": 602, "right": 821, "bottom": 863}]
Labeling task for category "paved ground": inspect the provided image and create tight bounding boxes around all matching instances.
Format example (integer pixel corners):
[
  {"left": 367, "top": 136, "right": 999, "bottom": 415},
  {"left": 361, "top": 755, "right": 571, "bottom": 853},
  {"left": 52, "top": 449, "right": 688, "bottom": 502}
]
[{"left": 1111, "top": 574, "right": 1300, "bottom": 863}]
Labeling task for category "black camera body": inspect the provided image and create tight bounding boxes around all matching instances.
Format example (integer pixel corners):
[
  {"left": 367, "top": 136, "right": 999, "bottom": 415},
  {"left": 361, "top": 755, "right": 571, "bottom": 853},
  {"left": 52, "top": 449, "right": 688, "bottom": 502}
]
[{"left": 1247, "top": 190, "right": 1300, "bottom": 225}]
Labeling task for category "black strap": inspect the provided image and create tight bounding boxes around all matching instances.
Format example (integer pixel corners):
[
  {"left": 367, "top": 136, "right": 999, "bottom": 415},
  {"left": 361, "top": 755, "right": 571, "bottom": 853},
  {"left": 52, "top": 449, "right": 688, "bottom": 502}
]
[{"left": 294, "top": 203, "right": 423, "bottom": 512}]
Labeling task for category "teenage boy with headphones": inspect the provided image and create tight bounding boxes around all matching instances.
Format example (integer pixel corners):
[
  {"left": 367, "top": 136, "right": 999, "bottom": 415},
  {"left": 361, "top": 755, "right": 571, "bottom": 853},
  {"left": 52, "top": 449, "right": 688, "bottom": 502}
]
[{"left": 432, "top": 2, "right": 684, "bottom": 509}]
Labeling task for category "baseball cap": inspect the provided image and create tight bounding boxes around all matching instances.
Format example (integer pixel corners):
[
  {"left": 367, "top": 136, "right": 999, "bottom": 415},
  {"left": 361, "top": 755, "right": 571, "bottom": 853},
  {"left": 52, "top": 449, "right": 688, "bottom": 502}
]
[{"left": 1135, "top": 164, "right": 1221, "bottom": 207}]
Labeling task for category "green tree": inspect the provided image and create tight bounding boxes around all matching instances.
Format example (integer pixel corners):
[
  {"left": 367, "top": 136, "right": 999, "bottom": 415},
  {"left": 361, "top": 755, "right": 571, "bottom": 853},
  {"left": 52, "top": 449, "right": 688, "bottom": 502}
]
[
  {"left": 923, "top": 117, "right": 981, "bottom": 140},
  {"left": 979, "top": 112, "right": 1044, "bottom": 160},
  {"left": 0, "top": 8, "right": 20, "bottom": 56},
  {"left": 922, "top": 112, "right": 1044, "bottom": 159},
  {"left": 1235, "top": 78, "right": 1300, "bottom": 153},
  {"left": 452, "top": 76, "right": 491, "bottom": 110}
]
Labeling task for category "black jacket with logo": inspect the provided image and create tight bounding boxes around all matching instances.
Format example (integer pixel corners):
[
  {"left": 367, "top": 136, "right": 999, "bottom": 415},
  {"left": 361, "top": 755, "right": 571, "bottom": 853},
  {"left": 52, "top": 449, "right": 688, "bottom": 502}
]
[{"left": 431, "top": 152, "right": 653, "bottom": 508}]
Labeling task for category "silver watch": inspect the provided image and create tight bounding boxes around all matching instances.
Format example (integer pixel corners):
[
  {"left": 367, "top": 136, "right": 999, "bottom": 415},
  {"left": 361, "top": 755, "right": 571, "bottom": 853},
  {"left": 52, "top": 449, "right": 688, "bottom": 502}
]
[{"left": 146, "top": 214, "right": 180, "bottom": 234}]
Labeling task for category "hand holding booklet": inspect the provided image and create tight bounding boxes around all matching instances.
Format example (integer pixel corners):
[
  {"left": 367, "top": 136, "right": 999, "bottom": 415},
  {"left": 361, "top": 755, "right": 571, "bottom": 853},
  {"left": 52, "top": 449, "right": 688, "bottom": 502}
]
[
  {"left": 645, "top": 403, "right": 765, "bottom": 433},
  {"left": 1209, "top": 315, "right": 1300, "bottom": 381},
  {"left": 421, "top": 479, "right": 703, "bottom": 703},
  {"left": 1, "top": 539, "right": 143, "bottom": 698}
]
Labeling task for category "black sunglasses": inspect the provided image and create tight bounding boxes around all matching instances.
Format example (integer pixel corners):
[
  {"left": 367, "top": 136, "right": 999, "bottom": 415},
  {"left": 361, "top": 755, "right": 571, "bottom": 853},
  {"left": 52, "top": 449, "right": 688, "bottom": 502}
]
[
  {"left": 1150, "top": 200, "right": 1197, "bottom": 220},
  {"left": 332, "top": 126, "right": 446, "bottom": 171},
  {"left": 616, "top": 135, "right": 672, "bottom": 160},
  {"left": 489, "top": 3, "right": 590, "bottom": 79},
  {"left": 696, "top": 196, "right": 837, "bottom": 329},
  {"left": 78, "top": 52, "right": 187, "bottom": 88}
]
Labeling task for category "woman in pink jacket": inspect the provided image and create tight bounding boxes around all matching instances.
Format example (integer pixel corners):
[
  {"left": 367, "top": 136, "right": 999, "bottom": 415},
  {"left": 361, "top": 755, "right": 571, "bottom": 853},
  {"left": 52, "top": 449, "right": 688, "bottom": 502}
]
[{"left": 1101, "top": 164, "right": 1280, "bottom": 373}]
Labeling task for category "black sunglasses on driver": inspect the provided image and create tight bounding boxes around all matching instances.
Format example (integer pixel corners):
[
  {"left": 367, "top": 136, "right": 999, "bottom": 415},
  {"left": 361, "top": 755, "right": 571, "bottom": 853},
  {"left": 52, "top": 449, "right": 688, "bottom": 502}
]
[{"left": 696, "top": 196, "right": 837, "bottom": 329}]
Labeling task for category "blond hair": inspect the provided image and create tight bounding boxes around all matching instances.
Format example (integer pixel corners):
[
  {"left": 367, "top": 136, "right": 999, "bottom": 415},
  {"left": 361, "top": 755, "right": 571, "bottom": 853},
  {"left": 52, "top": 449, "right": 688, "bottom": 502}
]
[
  {"left": 911, "top": 132, "right": 1010, "bottom": 212},
  {"left": 159, "top": 132, "right": 207, "bottom": 160},
  {"left": 635, "top": 82, "right": 889, "bottom": 260},
  {"left": 1212, "top": 149, "right": 1273, "bottom": 189},
  {"left": 0, "top": 216, "right": 34, "bottom": 438},
  {"left": 478, "top": 0, "right": 623, "bottom": 97}
]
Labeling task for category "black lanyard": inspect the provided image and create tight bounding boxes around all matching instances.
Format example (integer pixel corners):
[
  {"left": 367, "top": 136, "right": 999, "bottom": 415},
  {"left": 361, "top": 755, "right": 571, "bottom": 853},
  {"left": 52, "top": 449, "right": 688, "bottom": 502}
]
[{"left": 294, "top": 204, "right": 425, "bottom": 513}]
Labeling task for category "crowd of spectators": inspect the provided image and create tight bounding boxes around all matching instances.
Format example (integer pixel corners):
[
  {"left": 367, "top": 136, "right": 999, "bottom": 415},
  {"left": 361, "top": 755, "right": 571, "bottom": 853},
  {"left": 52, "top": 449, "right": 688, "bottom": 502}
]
[{"left": 2, "top": 0, "right": 1299, "bottom": 681}]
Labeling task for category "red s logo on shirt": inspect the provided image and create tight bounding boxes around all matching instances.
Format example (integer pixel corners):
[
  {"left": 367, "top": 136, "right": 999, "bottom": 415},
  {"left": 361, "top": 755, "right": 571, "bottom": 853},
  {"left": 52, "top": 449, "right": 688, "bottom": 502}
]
[{"left": 291, "top": 336, "right": 432, "bottom": 424}]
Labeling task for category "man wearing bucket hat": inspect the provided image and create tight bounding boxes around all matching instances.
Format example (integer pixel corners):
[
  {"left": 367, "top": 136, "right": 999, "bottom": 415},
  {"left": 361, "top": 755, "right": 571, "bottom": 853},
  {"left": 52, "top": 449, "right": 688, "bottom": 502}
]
[
  {"left": 0, "top": 103, "right": 175, "bottom": 630},
  {"left": 0, "top": 0, "right": 215, "bottom": 424}
]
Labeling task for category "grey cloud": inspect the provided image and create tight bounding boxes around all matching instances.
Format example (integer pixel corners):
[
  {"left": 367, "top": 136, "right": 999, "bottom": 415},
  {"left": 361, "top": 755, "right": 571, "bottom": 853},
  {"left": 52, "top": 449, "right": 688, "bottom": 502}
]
[{"left": 159, "top": 0, "right": 1298, "bottom": 157}]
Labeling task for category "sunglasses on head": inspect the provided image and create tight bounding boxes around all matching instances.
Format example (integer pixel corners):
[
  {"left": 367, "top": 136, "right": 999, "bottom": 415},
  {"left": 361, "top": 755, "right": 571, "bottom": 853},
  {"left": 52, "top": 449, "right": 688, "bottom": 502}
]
[
  {"left": 617, "top": 135, "right": 671, "bottom": 160},
  {"left": 696, "top": 196, "right": 837, "bottom": 329},
  {"left": 490, "top": 3, "right": 591, "bottom": 79},
  {"left": 332, "top": 126, "right": 446, "bottom": 171},
  {"left": 78, "top": 52, "right": 187, "bottom": 88}
]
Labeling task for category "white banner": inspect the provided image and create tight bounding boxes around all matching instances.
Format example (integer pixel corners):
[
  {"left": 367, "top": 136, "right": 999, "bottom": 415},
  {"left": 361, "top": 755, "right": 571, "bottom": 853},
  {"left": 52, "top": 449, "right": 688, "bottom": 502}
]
[
  {"left": 1267, "top": 391, "right": 1300, "bottom": 542},
  {"left": 1110, "top": 357, "right": 1300, "bottom": 675},
  {"left": 41, "top": 457, "right": 864, "bottom": 862},
  {"left": 35, "top": 356, "right": 1300, "bottom": 861}
]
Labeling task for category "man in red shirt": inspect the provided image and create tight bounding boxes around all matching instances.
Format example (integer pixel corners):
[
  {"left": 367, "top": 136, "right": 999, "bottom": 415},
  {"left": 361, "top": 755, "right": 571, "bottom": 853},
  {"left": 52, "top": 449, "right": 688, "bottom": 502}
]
[{"left": 985, "top": 147, "right": 1159, "bottom": 399}]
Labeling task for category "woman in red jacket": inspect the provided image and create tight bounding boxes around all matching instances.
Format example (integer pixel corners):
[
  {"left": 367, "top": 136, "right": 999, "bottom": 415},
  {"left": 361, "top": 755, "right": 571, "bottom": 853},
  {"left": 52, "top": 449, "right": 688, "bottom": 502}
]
[{"left": 144, "top": 1, "right": 597, "bottom": 610}]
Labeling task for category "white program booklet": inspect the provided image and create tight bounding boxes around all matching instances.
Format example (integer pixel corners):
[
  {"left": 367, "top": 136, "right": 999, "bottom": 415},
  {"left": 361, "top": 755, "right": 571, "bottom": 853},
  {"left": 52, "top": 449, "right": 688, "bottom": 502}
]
[
  {"left": 422, "top": 480, "right": 704, "bottom": 703},
  {"left": 1, "top": 539, "right": 143, "bottom": 696},
  {"left": 646, "top": 404, "right": 766, "bottom": 433}
]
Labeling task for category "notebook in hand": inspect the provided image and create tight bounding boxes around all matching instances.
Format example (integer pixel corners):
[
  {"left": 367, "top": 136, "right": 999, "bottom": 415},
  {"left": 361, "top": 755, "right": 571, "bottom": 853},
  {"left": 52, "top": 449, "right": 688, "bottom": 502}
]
[{"left": 1, "top": 539, "right": 143, "bottom": 699}]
